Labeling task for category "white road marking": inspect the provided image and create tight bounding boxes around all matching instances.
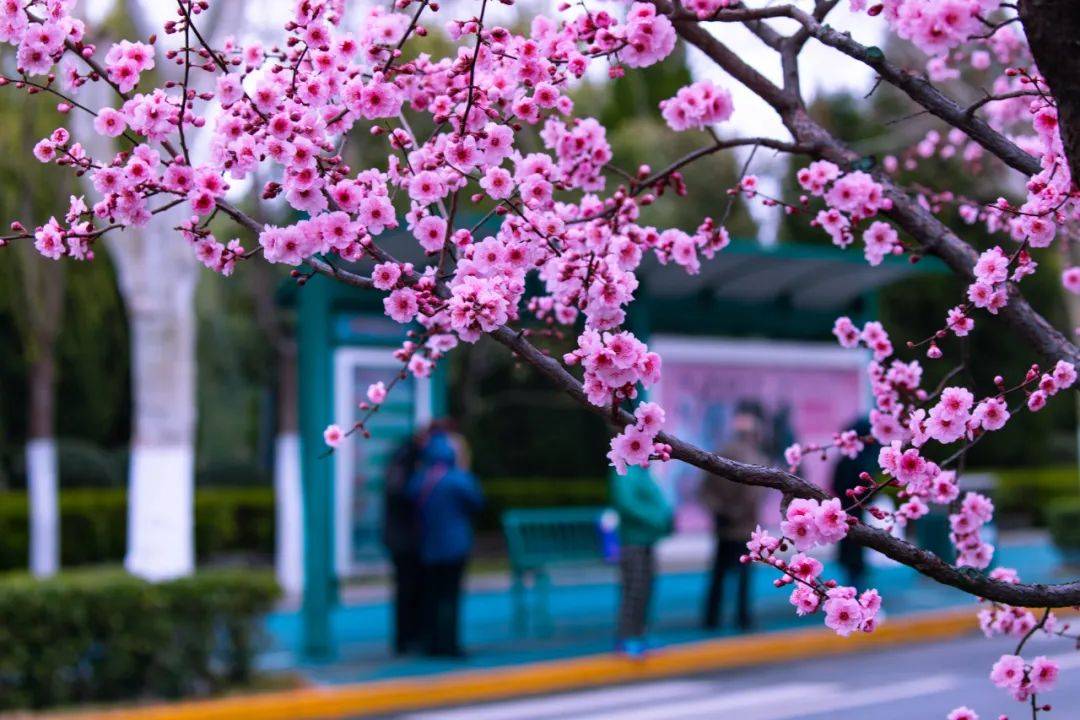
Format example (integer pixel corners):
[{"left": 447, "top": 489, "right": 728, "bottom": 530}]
[
  {"left": 737, "top": 675, "right": 960, "bottom": 720},
  {"left": 1046, "top": 650, "right": 1080, "bottom": 671},
  {"left": 405, "top": 680, "right": 713, "bottom": 720},
  {"left": 573, "top": 682, "right": 838, "bottom": 720}
]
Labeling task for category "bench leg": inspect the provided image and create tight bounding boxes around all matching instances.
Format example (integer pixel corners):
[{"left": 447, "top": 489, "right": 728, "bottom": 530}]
[
  {"left": 512, "top": 571, "right": 528, "bottom": 637},
  {"left": 535, "top": 570, "right": 553, "bottom": 637}
]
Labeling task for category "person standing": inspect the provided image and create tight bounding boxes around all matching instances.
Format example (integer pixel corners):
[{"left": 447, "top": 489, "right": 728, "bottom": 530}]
[
  {"left": 611, "top": 465, "right": 674, "bottom": 657},
  {"left": 832, "top": 417, "right": 875, "bottom": 588},
  {"left": 699, "top": 402, "right": 769, "bottom": 632},
  {"left": 382, "top": 430, "right": 424, "bottom": 655},
  {"left": 408, "top": 430, "right": 483, "bottom": 657}
]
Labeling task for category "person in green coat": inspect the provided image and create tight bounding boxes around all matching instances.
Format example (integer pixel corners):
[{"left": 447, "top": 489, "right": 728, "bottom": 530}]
[{"left": 611, "top": 465, "right": 674, "bottom": 656}]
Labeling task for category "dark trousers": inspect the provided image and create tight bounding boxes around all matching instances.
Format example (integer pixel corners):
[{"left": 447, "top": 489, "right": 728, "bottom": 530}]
[
  {"left": 839, "top": 536, "right": 867, "bottom": 589},
  {"left": 617, "top": 545, "right": 656, "bottom": 640},
  {"left": 421, "top": 560, "right": 466, "bottom": 656},
  {"left": 704, "top": 537, "right": 751, "bottom": 631},
  {"left": 391, "top": 552, "right": 422, "bottom": 654}
]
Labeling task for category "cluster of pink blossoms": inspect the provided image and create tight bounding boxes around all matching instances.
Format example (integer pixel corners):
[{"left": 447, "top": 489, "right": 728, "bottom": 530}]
[
  {"left": 991, "top": 653, "right": 1060, "bottom": 703},
  {"left": 564, "top": 329, "right": 662, "bottom": 408},
  {"left": 103, "top": 40, "right": 155, "bottom": 93},
  {"left": 659, "top": 80, "right": 734, "bottom": 132},
  {"left": 850, "top": 0, "right": 1000, "bottom": 58},
  {"left": 779, "top": 498, "right": 851, "bottom": 551},
  {"left": 831, "top": 316, "right": 894, "bottom": 360},
  {"left": 744, "top": 525, "right": 881, "bottom": 637},
  {"left": 618, "top": 3, "right": 676, "bottom": 68},
  {"left": 799, "top": 161, "right": 893, "bottom": 256},
  {"left": 1, "top": 0, "right": 83, "bottom": 75},
  {"left": 680, "top": 0, "right": 739, "bottom": 20},
  {"left": 824, "top": 305, "right": 1077, "bottom": 574},
  {"left": 607, "top": 402, "right": 670, "bottom": 474}
]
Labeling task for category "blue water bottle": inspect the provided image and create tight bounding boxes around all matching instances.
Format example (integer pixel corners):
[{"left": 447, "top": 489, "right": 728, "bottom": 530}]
[{"left": 599, "top": 508, "right": 620, "bottom": 564}]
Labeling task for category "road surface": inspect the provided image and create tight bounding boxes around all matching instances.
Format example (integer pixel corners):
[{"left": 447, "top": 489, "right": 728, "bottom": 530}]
[{"left": 378, "top": 633, "right": 1080, "bottom": 720}]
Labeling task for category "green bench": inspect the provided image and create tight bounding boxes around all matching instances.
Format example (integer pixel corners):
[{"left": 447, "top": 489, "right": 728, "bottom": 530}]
[{"left": 502, "top": 506, "right": 610, "bottom": 635}]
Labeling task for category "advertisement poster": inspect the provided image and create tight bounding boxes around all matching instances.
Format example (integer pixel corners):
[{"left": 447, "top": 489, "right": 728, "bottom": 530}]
[
  {"left": 333, "top": 347, "right": 432, "bottom": 577},
  {"left": 650, "top": 336, "right": 870, "bottom": 533}
]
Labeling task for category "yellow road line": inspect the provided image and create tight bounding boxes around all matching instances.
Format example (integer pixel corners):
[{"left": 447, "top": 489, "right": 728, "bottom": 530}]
[{"left": 58, "top": 606, "right": 977, "bottom": 720}]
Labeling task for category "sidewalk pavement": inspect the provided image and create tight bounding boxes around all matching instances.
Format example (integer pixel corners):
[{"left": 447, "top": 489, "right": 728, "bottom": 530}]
[
  {"left": 259, "top": 532, "right": 1067, "bottom": 686},
  {"left": 69, "top": 533, "right": 1070, "bottom": 720}
]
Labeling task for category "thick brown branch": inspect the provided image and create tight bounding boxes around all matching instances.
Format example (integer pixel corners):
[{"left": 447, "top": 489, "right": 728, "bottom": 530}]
[
  {"left": 1019, "top": 0, "right": 1080, "bottom": 181},
  {"left": 488, "top": 325, "right": 1080, "bottom": 607},
  {"left": 305, "top": 256, "right": 375, "bottom": 289},
  {"left": 783, "top": 107, "right": 1080, "bottom": 367},
  {"left": 308, "top": 239, "right": 1080, "bottom": 606},
  {"left": 670, "top": 17, "right": 1079, "bottom": 369},
  {"left": 657, "top": 2, "right": 796, "bottom": 113},
  {"left": 661, "top": 2, "right": 1041, "bottom": 177}
]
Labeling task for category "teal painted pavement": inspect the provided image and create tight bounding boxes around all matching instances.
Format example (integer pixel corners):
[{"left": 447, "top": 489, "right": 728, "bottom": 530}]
[{"left": 259, "top": 536, "right": 1069, "bottom": 685}]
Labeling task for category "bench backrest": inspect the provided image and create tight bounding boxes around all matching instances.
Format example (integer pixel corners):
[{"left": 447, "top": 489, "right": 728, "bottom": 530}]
[{"left": 502, "top": 507, "right": 607, "bottom": 570}]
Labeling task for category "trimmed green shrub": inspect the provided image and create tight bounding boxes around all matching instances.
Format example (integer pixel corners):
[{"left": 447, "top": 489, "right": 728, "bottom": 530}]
[
  {"left": 0, "top": 487, "right": 274, "bottom": 571},
  {"left": 0, "top": 568, "right": 280, "bottom": 709},
  {"left": 992, "top": 466, "right": 1079, "bottom": 526},
  {"left": 1, "top": 440, "right": 128, "bottom": 489},
  {"left": 1047, "top": 499, "right": 1080, "bottom": 552}
]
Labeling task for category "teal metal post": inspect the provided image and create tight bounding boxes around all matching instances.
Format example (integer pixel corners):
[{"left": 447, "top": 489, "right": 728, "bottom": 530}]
[{"left": 298, "top": 276, "right": 336, "bottom": 659}]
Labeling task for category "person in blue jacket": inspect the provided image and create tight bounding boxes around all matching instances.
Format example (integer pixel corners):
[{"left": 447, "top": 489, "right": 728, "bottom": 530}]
[{"left": 407, "top": 430, "right": 484, "bottom": 657}]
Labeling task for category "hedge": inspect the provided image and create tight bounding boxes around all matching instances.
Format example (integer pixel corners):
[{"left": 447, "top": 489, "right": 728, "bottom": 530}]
[
  {"left": 0, "top": 487, "right": 274, "bottom": 571},
  {"left": 0, "top": 568, "right": 280, "bottom": 710},
  {"left": 0, "top": 441, "right": 271, "bottom": 489},
  {"left": 992, "top": 466, "right": 1079, "bottom": 526},
  {"left": 0, "top": 478, "right": 608, "bottom": 567},
  {"left": 1048, "top": 498, "right": 1080, "bottom": 552}
]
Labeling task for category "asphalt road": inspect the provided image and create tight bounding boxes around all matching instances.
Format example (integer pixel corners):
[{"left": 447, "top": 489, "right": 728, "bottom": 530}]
[{"left": 377, "top": 633, "right": 1080, "bottom": 720}]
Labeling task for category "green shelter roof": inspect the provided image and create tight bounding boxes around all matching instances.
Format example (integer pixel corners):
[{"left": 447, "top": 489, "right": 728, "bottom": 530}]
[{"left": 640, "top": 239, "right": 941, "bottom": 310}]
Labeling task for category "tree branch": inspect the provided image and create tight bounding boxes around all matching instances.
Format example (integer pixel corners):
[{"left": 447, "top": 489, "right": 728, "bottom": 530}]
[
  {"left": 1019, "top": 0, "right": 1080, "bottom": 181},
  {"left": 486, "top": 325, "right": 1080, "bottom": 607},
  {"left": 662, "top": 1, "right": 1042, "bottom": 177},
  {"left": 667, "top": 12, "right": 1079, "bottom": 368}
]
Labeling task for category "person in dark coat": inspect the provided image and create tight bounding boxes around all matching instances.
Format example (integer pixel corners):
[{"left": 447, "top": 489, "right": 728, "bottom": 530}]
[
  {"left": 408, "top": 431, "right": 484, "bottom": 657},
  {"left": 832, "top": 417, "right": 876, "bottom": 588},
  {"left": 698, "top": 402, "right": 770, "bottom": 632},
  {"left": 383, "top": 430, "right": 424, "bottom": 655}
]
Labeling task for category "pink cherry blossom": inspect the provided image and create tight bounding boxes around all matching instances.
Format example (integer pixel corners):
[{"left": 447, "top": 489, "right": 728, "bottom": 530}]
[{"left": 323, "top": 424, "right": 344, "bottom": 448}]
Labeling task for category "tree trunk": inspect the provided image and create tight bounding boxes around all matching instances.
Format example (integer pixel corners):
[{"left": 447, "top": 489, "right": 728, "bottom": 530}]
[
  {"left": 27, "top": 352, "right": 58, "bottom": 577},
  {"left": 107, "top": 215, "right": 200, "bottom": 581},
  {"left": 68, "top": 0, "right": 252, "bottom": 582},
  {"left": 1063, "top": 242, "right": 1080, "bottom": 491},
  {"left": 12, "top": 240, "right": 64, "bottom": 578},
  {"left": 1020, "top": 1, "right": 1080, "bottom": 182},
  {"left": 274, "top": 339, "right": 304, "bottom": 595}
]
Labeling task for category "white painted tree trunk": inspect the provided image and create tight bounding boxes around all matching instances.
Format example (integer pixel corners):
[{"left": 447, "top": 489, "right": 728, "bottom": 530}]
[
  {"left": 27, "top": 439, "right": 58, "bottom": 576},
  {"left": 107, "top": 213, "right": 200, "bottom": 581},
  {"left": 272, "top": 337, "right": 303, "bottom": 596},
  {"left": 15, "top": 239, "right": 64, "bottom": 577},
  {"left": 72, "top": 0, "right": 252, "bottom": 581},
  {"left": 275, "top": 432, "right": 304, "bottom": 595}
]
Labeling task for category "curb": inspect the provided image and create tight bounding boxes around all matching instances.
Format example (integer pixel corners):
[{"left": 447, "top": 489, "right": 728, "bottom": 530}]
[{"left": 62, "top": 606, "right": 977, "bottom": 720}]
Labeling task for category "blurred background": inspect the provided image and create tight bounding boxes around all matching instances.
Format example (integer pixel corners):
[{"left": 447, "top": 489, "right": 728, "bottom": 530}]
[{"left": 1, "top": 1, "right": 1079, "bottom": 717}]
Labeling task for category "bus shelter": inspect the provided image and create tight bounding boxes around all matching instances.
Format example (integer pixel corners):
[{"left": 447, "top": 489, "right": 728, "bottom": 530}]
[{"left": 288, "top": 238, "right": 937, "bottom": 658}]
